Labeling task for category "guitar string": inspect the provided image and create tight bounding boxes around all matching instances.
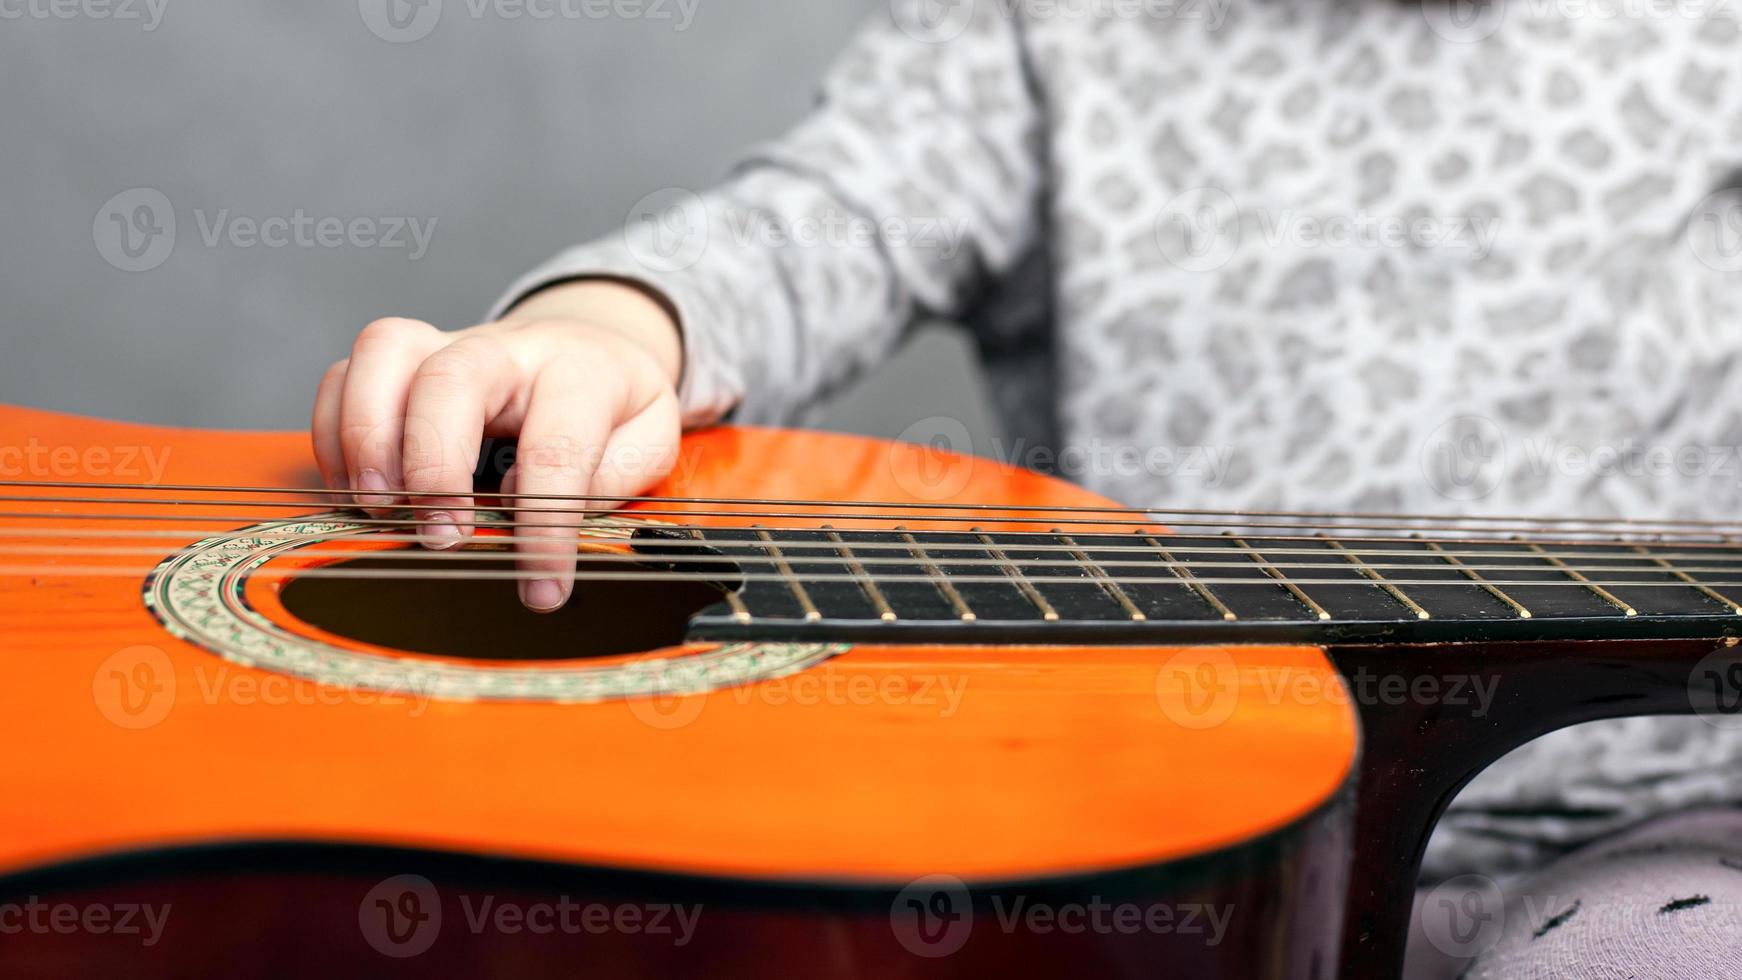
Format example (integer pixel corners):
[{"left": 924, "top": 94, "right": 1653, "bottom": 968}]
[
  {"left": 3, "top": 515, "right": 1742, "bottom": 574},
  {"left": 9, "top": 562, "right": 1742, "bottom": 590},
  {"left": 7, "top": 523, "right": 1742, "bottom": 562},
  {"left": 5, "top": 496, "right": 1742, "bottom": 540},
  {"left": 4, "top": 479, "right": 1742, "bottom": 534},
  {"left": 10, "top": 541, "right": 1742, "bottom": 579}
]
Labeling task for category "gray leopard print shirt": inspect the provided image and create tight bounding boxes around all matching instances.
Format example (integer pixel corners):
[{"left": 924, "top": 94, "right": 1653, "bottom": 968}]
[{"left": 493, "top": 0, "right": 1742, "bottom": 878}]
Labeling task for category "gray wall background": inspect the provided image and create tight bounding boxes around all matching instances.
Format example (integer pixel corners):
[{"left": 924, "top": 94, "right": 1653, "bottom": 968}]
[{"left": 0, "top": 0, "right": 1000, "bottom": 446}]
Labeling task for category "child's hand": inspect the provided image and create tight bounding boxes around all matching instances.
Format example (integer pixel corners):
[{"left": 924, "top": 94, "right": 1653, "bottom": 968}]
[{"left": 311, "top": 280, "right": 683, "bottom": 612}]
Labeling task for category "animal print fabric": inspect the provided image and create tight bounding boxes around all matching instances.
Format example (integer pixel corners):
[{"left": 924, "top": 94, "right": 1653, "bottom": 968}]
[
  {"left": 493, "top": 2, "right": 1742, "bottom": 878},
  {"left": 1436, "top": 807, "right": 1742, "bottom": 978}
]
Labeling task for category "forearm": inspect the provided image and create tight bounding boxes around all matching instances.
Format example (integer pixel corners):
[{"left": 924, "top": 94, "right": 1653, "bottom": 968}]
[
  {"left": 488, "top": 9, "right": 1043, "bottom": 428},
  {"left": 501, "top": 279, "right": 683, "bottom": 389}
]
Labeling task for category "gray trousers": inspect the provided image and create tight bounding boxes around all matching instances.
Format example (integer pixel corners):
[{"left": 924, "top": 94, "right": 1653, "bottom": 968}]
[{"left": 1405, "top": 808, "right": 1742, "bottom": 978}]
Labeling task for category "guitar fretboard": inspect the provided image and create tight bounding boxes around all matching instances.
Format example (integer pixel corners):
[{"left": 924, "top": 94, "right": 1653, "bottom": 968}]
[{"left": 641, "top": 527, "right": 1742, "bottom": 645}]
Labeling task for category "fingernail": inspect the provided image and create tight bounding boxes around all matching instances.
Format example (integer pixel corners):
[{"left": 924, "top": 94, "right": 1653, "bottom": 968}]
[
  {"left": 355, "top": 468, "right": 393, "bottom": 508},
  {"left": 521, "top": 579, "right": 566, "bottom": 612},
  {"left": 421, "top": 513, "right": 462, "bottom": 549}
]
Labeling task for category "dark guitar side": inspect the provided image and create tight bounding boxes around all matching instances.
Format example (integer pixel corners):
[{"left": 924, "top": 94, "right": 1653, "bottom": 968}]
[{"left": 0, "top": 795, "right": 1352, "bottom": 978}]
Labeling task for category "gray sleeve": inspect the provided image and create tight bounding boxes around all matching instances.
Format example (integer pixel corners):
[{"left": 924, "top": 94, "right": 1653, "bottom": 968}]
[{"left": 487, "top": 9, "right": 1045, "bottom": 428}]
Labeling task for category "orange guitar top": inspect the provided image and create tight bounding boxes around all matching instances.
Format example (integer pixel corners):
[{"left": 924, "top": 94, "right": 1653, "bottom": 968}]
[{"left": 0, "top": 404, "right": 1358, "bottom": 887}]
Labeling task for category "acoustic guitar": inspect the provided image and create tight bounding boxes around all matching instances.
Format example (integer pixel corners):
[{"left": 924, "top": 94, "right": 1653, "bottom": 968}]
[{"left": 1, "top": 402, "right": 1736, "bottom": 978}]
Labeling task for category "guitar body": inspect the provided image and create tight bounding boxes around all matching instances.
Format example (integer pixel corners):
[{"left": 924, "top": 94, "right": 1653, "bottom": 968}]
[{"left": 0, "top": 405, "right": 1359, "bottom": 978}]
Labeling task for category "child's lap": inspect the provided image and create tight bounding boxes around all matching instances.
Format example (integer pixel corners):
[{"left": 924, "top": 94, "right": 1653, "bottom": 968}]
[{"left": 1407, "top": 807, "right": 1742, "bottom": 979}]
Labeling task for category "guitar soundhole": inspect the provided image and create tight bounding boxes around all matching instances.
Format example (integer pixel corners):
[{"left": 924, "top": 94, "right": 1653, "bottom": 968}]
[{"left": 277, "top": 548, "right": 731, "bottom": 661}]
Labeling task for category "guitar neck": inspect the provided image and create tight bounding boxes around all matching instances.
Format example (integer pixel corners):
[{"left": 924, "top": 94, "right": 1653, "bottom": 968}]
[{"left": 654, "top": 527, "right": 1742, "bottom": 646}]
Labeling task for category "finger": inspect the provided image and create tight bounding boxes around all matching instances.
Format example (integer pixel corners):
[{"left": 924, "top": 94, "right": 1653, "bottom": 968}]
[
  {"left": 311, "top": 358, "right": 349, "bottom": 499},
  {"left": 591, "top": 389, "right": 681, "bottom": 500},
  {"left": 512, "top": 355, "right": 624, "bottom": 612},
  {"left": 338, "top": 317, "right": 445, "bottom": 511},
  {"left": 400, "top": 334, "right": 521, "bottom": 549}
]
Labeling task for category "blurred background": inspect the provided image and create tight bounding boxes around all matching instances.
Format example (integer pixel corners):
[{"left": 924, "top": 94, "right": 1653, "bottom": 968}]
[{"left": 0, "top": 0, "right": 1002, "bottom": 445}]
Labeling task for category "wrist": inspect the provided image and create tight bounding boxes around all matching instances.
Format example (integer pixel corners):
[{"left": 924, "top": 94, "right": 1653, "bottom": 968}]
[{"left": 501, "top": 278, "right": 684, "bottom": 387}]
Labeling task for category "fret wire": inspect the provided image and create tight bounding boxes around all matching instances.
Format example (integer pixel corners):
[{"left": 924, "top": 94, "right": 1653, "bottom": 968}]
[
  {"left": 823, "top": 526, "right": 896, "bottom": 622},
  {"left": 1144, "top": 536, "right": 1237, "bottom": 621},
  {"left": 973, "top": 527, "right": 1059, "bottom": 622},
  {"left": 897, "top": 527, "right": 976, "bottom": 622},
  {"left": 1634, "top": 545, "right": 1742, "bottom": 616},
  {"left": 689, "top": 528, "right": 751, "bottom": 623},
  {"left": 1320, "top": 534, "right": 1430, "bottom": 620},
  {"left": 1524, "top": 542, "right": 1637, "bottom": 617},
  {"left": 753, "top": 527, "right": 821, "bottom": 621},
  {"left": 1422, "top": 538, "right": 1532, "bottom": 619},
  {"left": 1055, "top": 530, "right": 1146, "bottom": 622},
  {"left": 1228, "top": 535, "right": 1331, "bottom": 621}
]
